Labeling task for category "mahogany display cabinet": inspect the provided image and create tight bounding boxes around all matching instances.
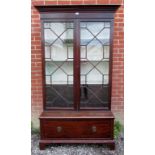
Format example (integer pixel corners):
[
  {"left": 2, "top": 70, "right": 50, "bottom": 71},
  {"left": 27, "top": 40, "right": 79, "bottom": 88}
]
[{"left": 36, "top": 5, "right": 119, "bottom": 150}]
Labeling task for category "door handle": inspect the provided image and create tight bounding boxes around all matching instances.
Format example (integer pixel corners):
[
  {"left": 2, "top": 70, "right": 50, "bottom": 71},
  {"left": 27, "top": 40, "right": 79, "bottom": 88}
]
[
  {"left": 56, "top": 126, "right": 62, "bottom": 133},
  {"left": 92, "top": 126, "right": 97, "bottom": 133}
]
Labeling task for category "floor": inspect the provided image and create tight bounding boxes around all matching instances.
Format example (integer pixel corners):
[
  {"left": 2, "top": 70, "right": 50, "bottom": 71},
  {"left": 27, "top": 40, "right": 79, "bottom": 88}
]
[{"left": 31, "top": 133, "right": 124, "bottom": 155}]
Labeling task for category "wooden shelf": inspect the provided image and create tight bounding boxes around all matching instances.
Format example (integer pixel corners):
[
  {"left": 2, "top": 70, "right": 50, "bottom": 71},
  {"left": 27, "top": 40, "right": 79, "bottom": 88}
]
[{"left": 45, "top": 59, "right": 109, "bottom": 62}]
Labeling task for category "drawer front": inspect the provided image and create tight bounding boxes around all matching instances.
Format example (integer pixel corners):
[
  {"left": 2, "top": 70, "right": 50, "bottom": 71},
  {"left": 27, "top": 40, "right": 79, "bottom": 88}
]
[{"left": 41, "top": 119, "right": 113, "bottom": 139}]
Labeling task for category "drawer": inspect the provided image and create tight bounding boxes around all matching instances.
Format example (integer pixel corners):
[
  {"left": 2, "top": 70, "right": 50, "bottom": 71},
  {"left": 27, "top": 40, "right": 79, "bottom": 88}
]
[{"left": 41, "top": 119, "right": 113, "bottom": 139}]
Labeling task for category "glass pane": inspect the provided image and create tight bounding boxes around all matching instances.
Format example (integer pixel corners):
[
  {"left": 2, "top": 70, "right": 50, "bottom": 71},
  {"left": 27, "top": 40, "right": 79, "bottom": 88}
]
[
  {"left": 87, "top": 22, "right": 104, "bottom": 35},
  {"left": 44, "top": 29, "right": 57, "bottom": 45},
  {"left": 104, "top": 46, "right": 110, "bottom": 59},
  {"left": 87, "top": 39, "right": 103, "bottom": 61},
  {"left": 81, "top": 46, "right": 87, "bottom": 59},
  {"left": 44, "top": 22, "right": 74, "bottom": 108},
  {"left": 81, "top": 29, "right": 93, "bottom": 45},
  {"left": 80, "top": 22, "right": 110, "bottom": 108}
]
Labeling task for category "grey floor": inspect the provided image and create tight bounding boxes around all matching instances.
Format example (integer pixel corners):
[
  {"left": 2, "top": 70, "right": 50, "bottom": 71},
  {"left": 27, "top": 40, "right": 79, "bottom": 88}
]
[{"left": 31, "top": 133, "right": 124, "bottom": 155}]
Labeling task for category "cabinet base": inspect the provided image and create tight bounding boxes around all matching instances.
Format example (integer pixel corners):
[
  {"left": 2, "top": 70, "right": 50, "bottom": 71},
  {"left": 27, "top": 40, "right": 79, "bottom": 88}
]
[
  {"left": 39, "top": 111, "right": 115, "bottom": 150},
  {"left": 39, "top": 139, "right": 115, "bottom": 150}
]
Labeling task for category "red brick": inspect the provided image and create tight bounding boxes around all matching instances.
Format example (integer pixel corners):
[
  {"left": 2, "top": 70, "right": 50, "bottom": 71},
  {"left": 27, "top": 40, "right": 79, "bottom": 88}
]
[
  {"left": 31, "top": 33, "right": 41, "bottom": 37},
  {"left": 116, "top": 8, "right": 124, "bottom": 14},
  {"left": 118, "top": 23, "right": 124, "bottom": 27},
  {"left": 32, "top": 26, "right": 41, "bottom": 30},
  {"left": 58, "top": 1, "right": 70, "bottom": 5},
  {"left": 31, "top": 14, "right": 40, "bottom": 18},
  {"left": 84, "top": 0, "right": 97, "bottom": 4},
  {"left": 45, "top": 1, "right": 57, "bottom": 5},
  {"left": 115, "top": 18, "right": 124, "bottom": 23},
  {"left": 32, "top": 1, "right": 45, "bottom": 5},
  {"left": 32, "top": 10, "right": 39, "bottom": 15},
  {"left": 118, "top": 14, "right": 124, "bottom": 18},
  {"left": 32, "top": 19, "right": 41, "bottom": 24},
  {"left": 31, "top": 23, "right": 40, "bottom": 28},
  {"left": 109, "top": 0, "right": 123, "bottom": 4},
  {"left": 97, "top": 0, "right": 109, "bottom": 4},
  {"left": 33, "top": 36, "right": 41, "bottom": 41},
  {"left": 71, "top": 0, "right": 84, "bottom": 5},
  {"left": 31, "top": 50, "right": 41, "bottom": 54},
  {"left": 31, "top": 40, "right": 41, "bottom": 45}
]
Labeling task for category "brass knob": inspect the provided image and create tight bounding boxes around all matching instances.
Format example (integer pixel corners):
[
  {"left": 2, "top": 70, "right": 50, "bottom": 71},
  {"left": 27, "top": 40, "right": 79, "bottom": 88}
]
[
  {"left": 56, "top": 126, "right": 62, "bottom": 133},
  {"left": 92, "top": 126, "right": 97, "bottom": 133}
]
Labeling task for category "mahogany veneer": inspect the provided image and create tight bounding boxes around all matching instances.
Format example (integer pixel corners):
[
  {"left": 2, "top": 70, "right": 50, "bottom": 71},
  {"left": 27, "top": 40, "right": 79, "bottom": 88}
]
[
  {"left": 39, "top": 111, "right": 115, "bottom": 150},
  {"left": 36, "top": 5, "right": 119, "bottom": 150}
]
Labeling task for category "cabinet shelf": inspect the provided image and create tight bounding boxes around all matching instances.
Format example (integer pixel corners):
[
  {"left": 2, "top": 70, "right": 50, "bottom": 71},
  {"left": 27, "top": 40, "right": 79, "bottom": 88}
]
[
  {"left": 45, "top": 59, "right": 73, "bottom": 62},
  {"left": 45, "top": 59, "right": 109, "bottom": 62}
]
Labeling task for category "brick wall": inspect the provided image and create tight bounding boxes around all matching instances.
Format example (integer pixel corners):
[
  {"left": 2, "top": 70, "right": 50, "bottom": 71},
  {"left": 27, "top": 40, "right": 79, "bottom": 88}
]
[{"left": 31, "top": 0, "right": 124, "bottom": 127}]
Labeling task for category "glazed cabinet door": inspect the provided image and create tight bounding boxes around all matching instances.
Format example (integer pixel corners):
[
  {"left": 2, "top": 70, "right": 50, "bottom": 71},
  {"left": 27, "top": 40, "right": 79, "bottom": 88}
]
[
  {"left": 79, "top": 20, "right": 112, "bottom": 109},
  {"left": 43, "top": 21, "right": 75, "bottom": 109},
  {"left": 42, "top": 13, "right": 113, "bottom": 110}
]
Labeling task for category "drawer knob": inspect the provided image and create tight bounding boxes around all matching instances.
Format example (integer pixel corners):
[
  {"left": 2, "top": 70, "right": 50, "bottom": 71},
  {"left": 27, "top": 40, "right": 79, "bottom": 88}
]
[
  {"left": 92, "top": 126, "right": 97, "bottom": 133},
  {"left": 56, "top": 126, "right": 62, "bottom": 133}
]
